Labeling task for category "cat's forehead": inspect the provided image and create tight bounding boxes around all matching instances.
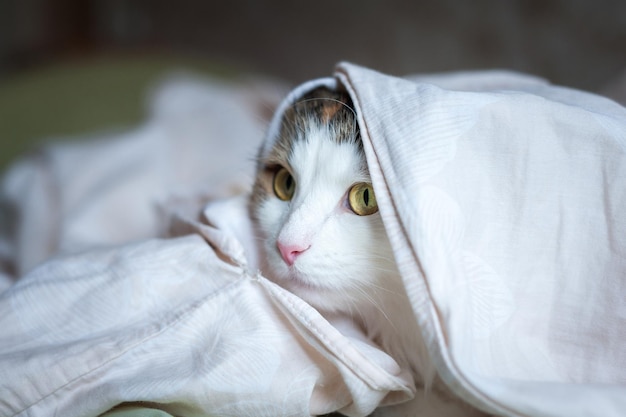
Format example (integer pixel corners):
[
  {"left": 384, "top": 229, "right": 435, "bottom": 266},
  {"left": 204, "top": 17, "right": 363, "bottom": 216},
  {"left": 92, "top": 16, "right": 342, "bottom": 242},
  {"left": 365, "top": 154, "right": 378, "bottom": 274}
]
[
  {"left": 264, "top": 87, "right": 362, "bottom": 167},
  {"left": 289, "top": 125, "right": 369, "bottom": 185},
  {"left": 288, "top": 88, "right": 354, "bottom": 128}
]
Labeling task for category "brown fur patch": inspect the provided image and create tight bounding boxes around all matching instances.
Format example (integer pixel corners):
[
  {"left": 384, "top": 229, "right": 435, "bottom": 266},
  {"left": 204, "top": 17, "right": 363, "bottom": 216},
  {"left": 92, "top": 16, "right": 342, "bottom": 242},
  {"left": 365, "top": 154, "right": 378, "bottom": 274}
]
[
  {"left": 249, "top": 86, "right": 362, "bottom": 219},
  {"left": 319, "top": 100, "right": 343, "bottom": 123}
]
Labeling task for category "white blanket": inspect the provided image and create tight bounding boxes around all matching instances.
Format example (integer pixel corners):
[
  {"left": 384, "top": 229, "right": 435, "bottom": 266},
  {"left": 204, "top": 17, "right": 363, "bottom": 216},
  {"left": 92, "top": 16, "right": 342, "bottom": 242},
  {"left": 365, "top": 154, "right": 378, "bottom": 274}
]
[{"left": 1, "top": 63, "right": 625, "bottom": 417}]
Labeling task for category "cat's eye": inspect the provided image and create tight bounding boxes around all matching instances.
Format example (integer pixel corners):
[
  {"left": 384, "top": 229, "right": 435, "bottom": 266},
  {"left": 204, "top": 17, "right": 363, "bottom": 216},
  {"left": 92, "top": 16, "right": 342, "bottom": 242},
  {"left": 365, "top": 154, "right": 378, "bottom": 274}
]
[
  {"left": 273, "top": 167, "right": 296, "bottom": 201},
  {"left": 348, "top": 182, "right": 378, "bottom": 216}
]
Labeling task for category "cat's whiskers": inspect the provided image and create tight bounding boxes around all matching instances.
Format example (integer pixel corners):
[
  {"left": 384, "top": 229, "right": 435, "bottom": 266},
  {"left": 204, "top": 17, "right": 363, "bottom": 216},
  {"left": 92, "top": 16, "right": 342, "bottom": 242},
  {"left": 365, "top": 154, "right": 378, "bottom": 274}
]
[
  {"left": 356, "top": 279, "right": 402, "bottom": 297},
  {"left": 346, "top": 282, "right": 398, "bottom": 332},
  {"left": 250, "top": 86, "right": 443, "bottom": 403},
  {"left": 293, "top": 97, "right": 357, "bottom": 120}
]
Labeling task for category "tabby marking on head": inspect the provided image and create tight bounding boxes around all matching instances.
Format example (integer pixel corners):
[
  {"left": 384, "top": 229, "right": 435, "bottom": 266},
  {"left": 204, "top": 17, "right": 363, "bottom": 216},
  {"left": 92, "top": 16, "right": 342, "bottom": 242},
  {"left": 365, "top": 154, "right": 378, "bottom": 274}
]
[{"left": 249, "top": 86, "right": 437, "bottom": 394}]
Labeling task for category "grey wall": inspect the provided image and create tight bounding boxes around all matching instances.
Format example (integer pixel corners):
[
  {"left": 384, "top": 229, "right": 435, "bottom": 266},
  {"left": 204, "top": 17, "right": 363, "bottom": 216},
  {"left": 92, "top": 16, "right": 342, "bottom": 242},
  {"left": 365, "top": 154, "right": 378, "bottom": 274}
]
[{"left": 1, "top": 0, "right": 625, "bottom": 91}]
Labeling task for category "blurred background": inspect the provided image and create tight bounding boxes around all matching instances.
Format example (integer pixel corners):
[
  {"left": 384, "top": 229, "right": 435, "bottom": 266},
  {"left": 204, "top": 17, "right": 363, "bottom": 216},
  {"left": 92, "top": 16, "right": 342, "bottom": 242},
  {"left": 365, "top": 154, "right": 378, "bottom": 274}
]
[{"left": 1, "top": 0, "right": 626, "bottom": 171}]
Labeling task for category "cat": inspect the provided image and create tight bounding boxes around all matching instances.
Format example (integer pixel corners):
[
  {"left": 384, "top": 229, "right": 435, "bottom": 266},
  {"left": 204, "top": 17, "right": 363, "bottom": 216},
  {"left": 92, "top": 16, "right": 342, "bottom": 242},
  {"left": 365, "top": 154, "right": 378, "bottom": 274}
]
[{"left": 249, "top": 87, "right": 486, "bottom": 416}]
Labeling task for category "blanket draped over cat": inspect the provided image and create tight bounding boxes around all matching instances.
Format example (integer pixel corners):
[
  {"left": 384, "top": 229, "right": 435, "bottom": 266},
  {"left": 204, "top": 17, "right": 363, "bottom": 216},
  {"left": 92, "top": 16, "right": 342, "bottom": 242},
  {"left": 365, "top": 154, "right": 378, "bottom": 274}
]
[{"left": 1, "top": 62, "right": 625, "bottom": 417}]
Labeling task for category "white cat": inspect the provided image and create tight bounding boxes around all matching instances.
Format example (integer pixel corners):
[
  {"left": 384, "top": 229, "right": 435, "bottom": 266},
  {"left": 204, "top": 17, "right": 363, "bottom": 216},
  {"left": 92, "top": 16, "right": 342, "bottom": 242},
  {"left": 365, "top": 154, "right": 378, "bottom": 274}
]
[{"left": 250, "top": 87, "right": 486, "bottom": 417}]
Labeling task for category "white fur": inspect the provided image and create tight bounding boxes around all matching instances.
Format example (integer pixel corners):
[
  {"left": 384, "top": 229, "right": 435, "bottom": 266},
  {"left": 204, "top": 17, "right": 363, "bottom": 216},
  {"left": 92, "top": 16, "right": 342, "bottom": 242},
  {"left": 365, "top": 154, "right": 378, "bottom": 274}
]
[
  {"left": 252, "top": 106, "right": 488, "bottom": 416},
  {"left": 254, "top": 122, "right": 436, "bottom": 387}
]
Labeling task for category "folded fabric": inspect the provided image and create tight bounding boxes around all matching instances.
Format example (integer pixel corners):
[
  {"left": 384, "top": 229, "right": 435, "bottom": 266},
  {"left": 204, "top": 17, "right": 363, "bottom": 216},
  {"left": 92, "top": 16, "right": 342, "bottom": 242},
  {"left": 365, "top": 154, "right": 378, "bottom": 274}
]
[
  {"left": 333, "top": 63, "right": 626, "bottom": 416},
  {"left": 1, "top": 63, "right": 625, "bottom": 417},
  {"left": 0, "top": 210, "right": 413, "bottom": 417}
]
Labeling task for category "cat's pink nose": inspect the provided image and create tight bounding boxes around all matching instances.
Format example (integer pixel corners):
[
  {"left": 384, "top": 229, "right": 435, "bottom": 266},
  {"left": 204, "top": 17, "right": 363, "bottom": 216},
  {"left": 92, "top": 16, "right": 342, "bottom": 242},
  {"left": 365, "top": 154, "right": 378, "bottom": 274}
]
[{"left": 277, "top": 241, "right": 309, "bottom": 266}]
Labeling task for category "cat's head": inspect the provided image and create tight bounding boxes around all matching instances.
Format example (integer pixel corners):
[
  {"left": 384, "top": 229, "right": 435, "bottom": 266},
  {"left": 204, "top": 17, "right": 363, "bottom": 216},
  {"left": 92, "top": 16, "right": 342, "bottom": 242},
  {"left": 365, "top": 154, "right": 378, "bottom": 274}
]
[{"left": 250, "top": 87, "right": 397, "bottom": 314}]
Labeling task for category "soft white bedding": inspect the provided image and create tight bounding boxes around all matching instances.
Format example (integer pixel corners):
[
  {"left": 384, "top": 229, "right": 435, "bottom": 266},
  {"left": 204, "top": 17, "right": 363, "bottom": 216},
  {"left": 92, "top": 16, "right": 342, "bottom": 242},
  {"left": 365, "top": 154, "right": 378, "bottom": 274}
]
[{"left": 1, "top": 63, "right": 625, "bottom": 417}]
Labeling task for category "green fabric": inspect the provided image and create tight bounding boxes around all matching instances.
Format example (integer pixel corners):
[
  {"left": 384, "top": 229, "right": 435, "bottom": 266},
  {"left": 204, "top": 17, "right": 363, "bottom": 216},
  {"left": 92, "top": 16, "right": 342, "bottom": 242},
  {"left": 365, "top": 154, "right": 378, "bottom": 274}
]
[
  {"left": 99, "top": 404, "right": 176, "bottom": 417},
  {"left": 0, "top": 55, "right": 235, "bottom": 172}
]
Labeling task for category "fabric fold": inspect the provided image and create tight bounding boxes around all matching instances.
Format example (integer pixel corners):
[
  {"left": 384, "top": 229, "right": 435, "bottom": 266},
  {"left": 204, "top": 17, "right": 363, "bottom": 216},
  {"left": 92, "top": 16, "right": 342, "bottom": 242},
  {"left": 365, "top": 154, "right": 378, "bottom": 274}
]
[
  {"left": 334, "top": 62, "right": 626, "bottom": 417},
  {"left": 1, "top": 65, "right": 625, "bottom": 417},
  {"left": 0, "top": 197, "right": 415, "bottom": 417}
]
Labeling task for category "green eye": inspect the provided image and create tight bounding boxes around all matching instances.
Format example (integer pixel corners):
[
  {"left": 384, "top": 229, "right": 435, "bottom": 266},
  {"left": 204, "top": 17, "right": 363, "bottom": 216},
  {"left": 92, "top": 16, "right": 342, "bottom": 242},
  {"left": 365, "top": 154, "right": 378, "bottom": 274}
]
[
  {"left": 273, "top": 167, "right": 296, "bottom": 201},
  {"left": 348, "top": 182, "right": 378, "bottom": 216}
]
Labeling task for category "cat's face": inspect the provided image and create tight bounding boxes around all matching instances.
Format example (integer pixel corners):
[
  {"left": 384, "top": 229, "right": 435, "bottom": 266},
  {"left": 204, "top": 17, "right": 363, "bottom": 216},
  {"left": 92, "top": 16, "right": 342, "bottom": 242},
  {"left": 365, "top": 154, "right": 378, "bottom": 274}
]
[{"left": 250, "top": 88, "right": 396, "bottom": 314}]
